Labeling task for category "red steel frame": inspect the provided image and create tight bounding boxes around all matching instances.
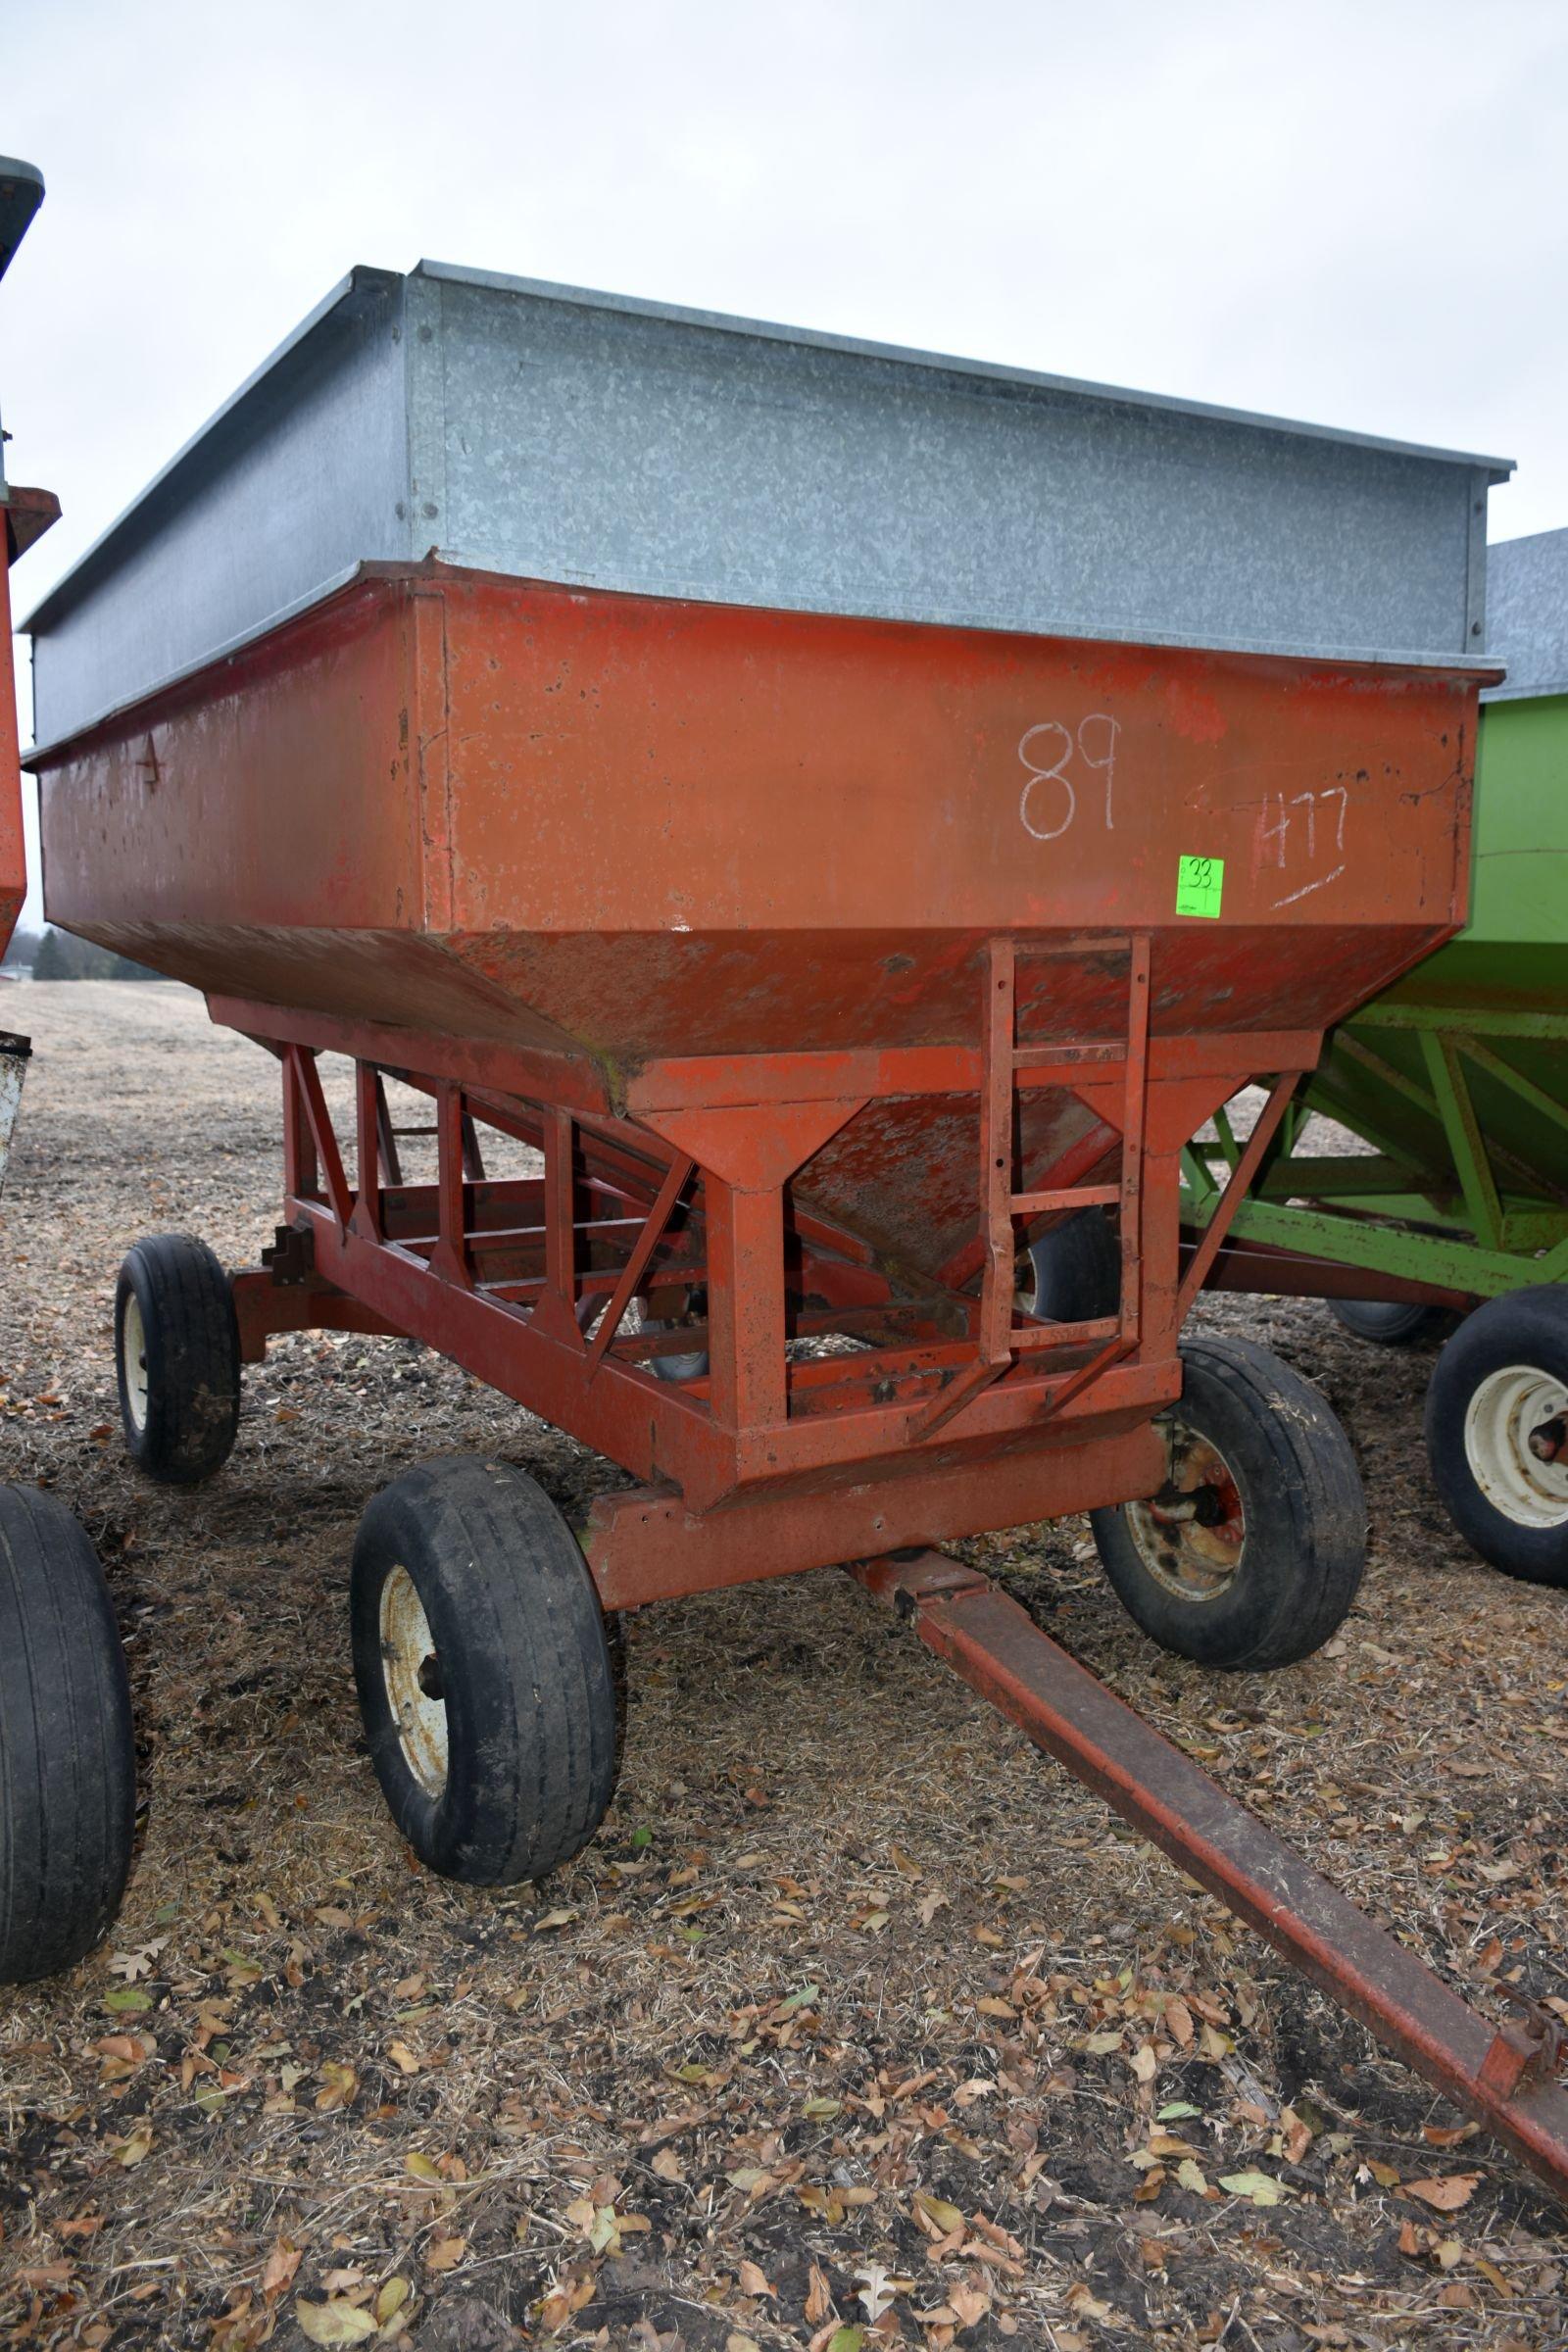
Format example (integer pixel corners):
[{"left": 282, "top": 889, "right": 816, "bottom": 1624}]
[
  {"left": 219, "top": 936, "right": 1309, "bottom": 1604},
  {"left": 212, "top": 959, "right": 1568, "bottom": 2199}
]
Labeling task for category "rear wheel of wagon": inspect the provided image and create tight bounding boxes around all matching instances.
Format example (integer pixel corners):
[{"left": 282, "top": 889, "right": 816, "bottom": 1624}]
[
  {"left": 1016, "top": 1208, "right": 1120, "bottom": 1325},
  {"left": 1329, "top": 1298, "right": 1454, "bottom": 1347},
  {"left": 1090, "top": 1336, "right": 1365, "bottom": 1669},
  {"left": 0, "top": 1487, "right": 137, "bottom": 1983},
  {"left": 1425, "top": 1287, "right": 1568, "bottom": 1585},
  {"left": 116, "top": 1233, "right": 240, "bottom": 1484},
  {"left": 351, "top": 1456, "right": 620, "bottom": 1884}
]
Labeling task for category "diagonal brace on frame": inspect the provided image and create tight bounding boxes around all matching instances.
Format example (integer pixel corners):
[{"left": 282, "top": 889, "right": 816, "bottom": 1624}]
[
  {"left": 584, "top": 1150, "right": 697, "bottom": 1379},
  {"left": 285, "top": 1044, "right": 352, "bottom": 1230},
  {"left": 1176, "top": 1070, "right": 1302, "bottom": 1324},
  {"left": 1420, "top": 1032, "right": 1504, "bottom": 1251}
]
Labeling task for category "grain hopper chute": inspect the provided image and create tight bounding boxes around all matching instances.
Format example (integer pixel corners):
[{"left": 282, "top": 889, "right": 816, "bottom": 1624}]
[{"left": 24, "top": 263, "right": 1568, "bottom": 2195}]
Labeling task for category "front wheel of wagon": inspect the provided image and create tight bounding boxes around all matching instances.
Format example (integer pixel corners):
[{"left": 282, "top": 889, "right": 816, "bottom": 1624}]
[
  {"left": 116, "top": 1234, "right": 240, "bottom": 1483},
  {"left": 0, "top": 1487, "right": 137, "bottom": 1983},
  {"left": 1089, "top": 1336, "right": 1365, "bottom": 1669},
  {"left": 351, "top": 1456, "right": 620, "bottom": 1884},
  {"left": 1424, "top": 1287, "right": 1568, "bottom": 1585}
]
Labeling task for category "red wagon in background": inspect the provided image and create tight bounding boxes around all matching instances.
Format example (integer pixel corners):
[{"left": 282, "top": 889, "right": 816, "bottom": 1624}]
[
  {"left": 0, "top": 160, "right": 136, "bottom": 1989},
  {"left": 24, "top": 264, "right": 1568, "bottom": 2191}
]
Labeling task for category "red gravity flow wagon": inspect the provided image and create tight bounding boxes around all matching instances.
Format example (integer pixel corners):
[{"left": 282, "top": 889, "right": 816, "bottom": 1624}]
[{"left": 26, "top": 266, "right": 1568, "bottom": 2191}]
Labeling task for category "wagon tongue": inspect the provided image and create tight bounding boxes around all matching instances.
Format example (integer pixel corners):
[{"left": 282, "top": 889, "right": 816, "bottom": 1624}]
[{"left": 854, "top": 1549, "right": 1568, "bottom": 2205}]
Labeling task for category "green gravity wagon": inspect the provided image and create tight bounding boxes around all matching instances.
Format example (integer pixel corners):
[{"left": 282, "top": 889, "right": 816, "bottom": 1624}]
[{"left": 1167, "top": 526, "right": 1568, "bottom": 1584}]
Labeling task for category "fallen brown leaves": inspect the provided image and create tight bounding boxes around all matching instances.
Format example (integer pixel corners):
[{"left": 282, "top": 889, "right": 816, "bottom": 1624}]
[
  {"left": 2, "top": 995, "right": 1567, "bottom": 2350},
  {"left": 1402, "top": 2170, "right": 1483, "bottom": 2212}
]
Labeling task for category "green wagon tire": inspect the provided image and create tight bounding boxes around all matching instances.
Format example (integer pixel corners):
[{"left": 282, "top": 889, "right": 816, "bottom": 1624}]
[{"left": 1425, "top": 1288, "right": 1568, "bottom": 1585}]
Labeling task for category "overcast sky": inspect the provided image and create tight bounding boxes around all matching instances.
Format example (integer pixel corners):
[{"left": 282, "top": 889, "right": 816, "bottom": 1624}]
[{"left": 7, "top": 0, "right": 1567, "bottom": 918}]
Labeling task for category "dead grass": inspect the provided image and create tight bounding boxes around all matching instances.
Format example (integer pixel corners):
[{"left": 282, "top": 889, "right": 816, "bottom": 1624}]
[{"left": 0, "top": 981, "right": 1565, "bottom": 2352}]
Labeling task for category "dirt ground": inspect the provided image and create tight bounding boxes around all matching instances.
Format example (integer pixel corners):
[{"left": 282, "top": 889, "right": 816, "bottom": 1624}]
[{"left": 1, "top": 981, "right": 1565, "bottom": 2352}]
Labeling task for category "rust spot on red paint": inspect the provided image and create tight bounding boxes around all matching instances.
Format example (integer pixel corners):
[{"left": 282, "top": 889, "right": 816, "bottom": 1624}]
[{"left": 1163, "top": 676, "right": 1228, "bottom": 745}]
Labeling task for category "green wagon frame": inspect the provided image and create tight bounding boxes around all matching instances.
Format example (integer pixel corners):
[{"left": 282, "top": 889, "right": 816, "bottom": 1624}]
[{"left": 1177, "top": 526, "right": 1568, "bottom": 1581}]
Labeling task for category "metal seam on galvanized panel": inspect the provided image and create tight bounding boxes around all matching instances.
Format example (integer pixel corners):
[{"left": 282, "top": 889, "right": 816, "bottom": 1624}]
[
  {"left": 1464, "top": 469, "right": 1491, "bottom": 660},
  {"left": 405, "top": 273, "right": 447, "bottom": 556}
]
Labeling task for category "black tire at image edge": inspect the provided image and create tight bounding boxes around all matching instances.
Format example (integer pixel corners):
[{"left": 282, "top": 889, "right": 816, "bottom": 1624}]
[{"left": 0, "top": 1487, "right": 136, "bottom": 1984}]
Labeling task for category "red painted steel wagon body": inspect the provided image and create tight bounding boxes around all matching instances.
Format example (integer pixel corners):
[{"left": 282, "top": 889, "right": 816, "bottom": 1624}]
[{"left": 37, "top": 562, "right": 1479, "bottom": 1592}]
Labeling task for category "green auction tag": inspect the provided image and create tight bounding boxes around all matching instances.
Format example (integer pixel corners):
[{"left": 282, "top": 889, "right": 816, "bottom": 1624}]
[{"left": 1175, "top": 854, "right": 1224, "bottom": 918}]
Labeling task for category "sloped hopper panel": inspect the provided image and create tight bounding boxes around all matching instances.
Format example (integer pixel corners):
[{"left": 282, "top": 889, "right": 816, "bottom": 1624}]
[{"left": 37, "top": 567, "right": 1477, "bottom": 1271}]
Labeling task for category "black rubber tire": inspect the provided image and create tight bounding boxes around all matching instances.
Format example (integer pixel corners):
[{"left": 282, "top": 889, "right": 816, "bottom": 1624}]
[
  {"left": 0, "top": 1487, "right": 136, "bottom": 1984},
  {"left": 1019, "top": 1208, "right": 1120, "bottom": 1324},
  {"left": 1330, "top": 1298, "right": 1453, "bottom": 1347},
  {"left": 351, "top": 1456, "right": 620, "bottom": 1885},
  {"left": 628, "top": 1293, "right": 710, "bottom": 1383},
  {"left": 646, "top": 1320, "right": 710, "bottom": 1383},
  {"left": 1090, "top": 1336, "right": 1365, "bottom": 1669},
  {"left": 116, "top": 1233, "right": 240, "bottom": 1484},
  {"left": 1424, "top": 1287, "right": 1568, "bottom": 1585}
]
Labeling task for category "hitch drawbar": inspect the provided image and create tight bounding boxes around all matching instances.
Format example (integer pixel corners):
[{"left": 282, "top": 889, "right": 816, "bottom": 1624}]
[{"left": 853, "top": 1551, "right": 1568, "bottom": 2203}]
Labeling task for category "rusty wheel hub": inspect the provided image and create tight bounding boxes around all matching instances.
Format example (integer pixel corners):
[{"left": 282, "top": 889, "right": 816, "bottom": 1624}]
[
  {"left": 379, "top": 1565, "right": 449, "bottom": 1798},
  {"left": 1125, "top": 1419, "right": 1247, "bottom": 1599}
]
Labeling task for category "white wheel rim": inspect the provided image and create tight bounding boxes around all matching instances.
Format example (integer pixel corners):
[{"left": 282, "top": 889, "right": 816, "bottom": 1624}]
[
  {"left": 379, "top": 1566, "right": 449, "bottom": 1797},
  {"left": 1463, "top": 1364, "right": 1568, "bottom": 1530},
  {"left": 1125, "top": 1416, "right": 1248, "bottom": 1600},
  {"left": 122, "top": 1293, "right": 149, "bottom": 1434}
]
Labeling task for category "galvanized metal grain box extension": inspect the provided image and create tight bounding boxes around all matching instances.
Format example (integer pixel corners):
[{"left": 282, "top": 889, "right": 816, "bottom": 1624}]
[{"left": 25, "top": 261, "right": 1507, "bottom": 752}]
